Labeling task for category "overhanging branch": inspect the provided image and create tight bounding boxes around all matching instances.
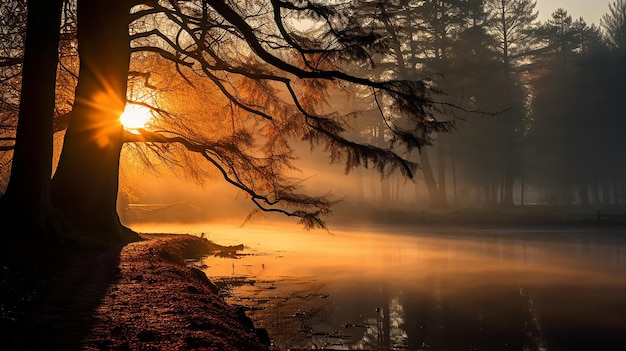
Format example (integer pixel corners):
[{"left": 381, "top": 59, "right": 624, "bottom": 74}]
[{"left": 123, "top": 128, "right": 331, "bottom": 228}]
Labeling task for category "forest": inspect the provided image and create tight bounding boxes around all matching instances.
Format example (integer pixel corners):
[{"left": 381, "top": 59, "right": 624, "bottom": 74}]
[
  {"left": 312, "top": 0, "right": 626, "bottom": 211},
  {"left": 3, "top": 3, "right": 626, "bottom": 350},
  {"left": 1, "top": 0, "right": 626, "bottom": 236}
]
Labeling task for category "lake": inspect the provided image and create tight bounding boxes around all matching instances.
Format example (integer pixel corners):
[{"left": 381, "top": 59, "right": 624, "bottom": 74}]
[{"left": 130, "top": 222, "right": 626, "bottom": 351}]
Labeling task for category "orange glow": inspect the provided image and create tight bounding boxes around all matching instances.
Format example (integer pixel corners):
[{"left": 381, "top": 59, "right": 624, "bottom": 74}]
[{"left": 120, "top": 104, "right": 153, "bottom": 133}]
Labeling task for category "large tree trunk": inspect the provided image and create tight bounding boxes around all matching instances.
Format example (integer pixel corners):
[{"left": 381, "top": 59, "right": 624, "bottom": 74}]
[
  {"left": 0, "top": 0, "right": 64, "bottom": 238},
  {"left": 51, "top": 0, "right": 137, "bottom": 242}
]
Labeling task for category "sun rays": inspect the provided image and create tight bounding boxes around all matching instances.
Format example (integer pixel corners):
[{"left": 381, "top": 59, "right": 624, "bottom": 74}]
[{"left": 120, "top": 103, "right": 153, "bottom": 133}]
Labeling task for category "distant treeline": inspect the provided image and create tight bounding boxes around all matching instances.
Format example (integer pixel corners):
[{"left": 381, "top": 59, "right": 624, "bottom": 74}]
[
  {"left": 333, "top": 0, "right": 626, "bottom": 209},
  {"left": 2, "top": 1, "right": 626, "bottom": 214}
]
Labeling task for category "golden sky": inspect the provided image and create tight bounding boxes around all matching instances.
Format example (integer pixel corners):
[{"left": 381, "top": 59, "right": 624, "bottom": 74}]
[{"left": 536, "top": 0, "right": 611, "bottom": 25}]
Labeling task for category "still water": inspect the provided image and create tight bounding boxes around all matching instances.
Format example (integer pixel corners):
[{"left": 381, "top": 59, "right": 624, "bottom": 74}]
[{"left": 131, "top": 222, "right": 626, "bottom": 351}]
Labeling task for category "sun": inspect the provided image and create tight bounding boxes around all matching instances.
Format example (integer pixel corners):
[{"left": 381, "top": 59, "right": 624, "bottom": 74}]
[{"left": 120, "top": 104, "right": 153, "bottom": 132}]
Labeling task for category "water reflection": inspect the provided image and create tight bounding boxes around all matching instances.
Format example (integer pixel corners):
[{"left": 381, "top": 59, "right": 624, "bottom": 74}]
[
  {"left": 354, "top": 295, "right": 409, "bottom": 350},
  {"left": 130, "top": 223, "right": 626, "bottom": 350}
]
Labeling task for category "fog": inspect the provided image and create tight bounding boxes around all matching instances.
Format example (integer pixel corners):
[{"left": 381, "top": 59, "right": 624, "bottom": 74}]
[
  {"left": 1, "top": 1, "right": 623, "bottom": 228},
  {"left": 119, "top": 3, "right": 626, "bottom": 227},
  {"left": 118, "top": 142, "right": 396, "bottom": 227},
  {"left": 119, "top": 120, "right": 626, "bottom": 228},
  {"left": 125, "top": 222, "right": 626, "bottom": 350}
]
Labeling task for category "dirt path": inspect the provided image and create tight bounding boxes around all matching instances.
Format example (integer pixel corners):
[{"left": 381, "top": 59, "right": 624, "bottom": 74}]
[{"left": 1, "top": 234, "right": 270, "bottom": 351}]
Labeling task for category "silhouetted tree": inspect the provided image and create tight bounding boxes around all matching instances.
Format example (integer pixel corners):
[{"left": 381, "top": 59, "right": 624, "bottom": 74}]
[
  {"left": 0, "top": 0, "right": 27, "bottom": 181},
  {"left": 343, "top": 0, "right": 476, "bottom": 209},
  {"left": 411, "top": 0, "right": 468, "bottom": 209},
  {"left": 0, "top": 0, "right": 65, "bottom": 237},
  {"left": 602, "top": 0, "right": 626, "bottom": 51},
  {"left": 483, "top": 0, "right": 539, "bottom": 205},
  {"left": 526, "top": 8, "right": 626, "bottom": 206},
  {"left": 446, "top": 2, "right": 507, "bottom": 206},
  {"left": 1, "top": 0, "right": 452, "bottom": 242}
]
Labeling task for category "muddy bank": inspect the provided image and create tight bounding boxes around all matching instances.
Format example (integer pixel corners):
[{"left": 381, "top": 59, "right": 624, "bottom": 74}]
[{"left": 0, "top": 233, "right": 270, "bottom": 351}]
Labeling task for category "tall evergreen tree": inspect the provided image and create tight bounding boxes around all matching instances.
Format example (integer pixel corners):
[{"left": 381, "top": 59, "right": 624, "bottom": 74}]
[
  {"left": 483, "top": 0, "right": 539, "bottom": 205},
  {"left": 527, "top": 8, "right": 625, "bottom": 205},
  {"left": 602, "top": 0, "right": 626, "bottom": 51}
]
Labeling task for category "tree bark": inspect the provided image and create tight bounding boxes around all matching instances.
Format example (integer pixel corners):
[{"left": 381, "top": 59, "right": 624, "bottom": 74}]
[
  {"left": 51, "top": 0, "right": 137, "bottom": 241},
  {"left": 0, "top": 0, "right": 64, "bottom": 237}
]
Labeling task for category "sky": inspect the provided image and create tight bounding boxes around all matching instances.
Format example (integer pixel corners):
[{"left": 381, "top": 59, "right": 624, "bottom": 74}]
[{"left": 536, "top": 0, "right": 611, "bottom": 26}]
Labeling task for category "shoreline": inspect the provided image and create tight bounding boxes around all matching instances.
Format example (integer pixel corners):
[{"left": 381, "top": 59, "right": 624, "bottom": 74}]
[{"left": 0, "top": 234, "right": 270, "bottom": 351}]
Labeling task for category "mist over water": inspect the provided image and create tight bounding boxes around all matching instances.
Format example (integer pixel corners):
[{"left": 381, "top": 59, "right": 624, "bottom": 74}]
[{"left": 130, "top": 222, "right": 626, "bottom": 350}]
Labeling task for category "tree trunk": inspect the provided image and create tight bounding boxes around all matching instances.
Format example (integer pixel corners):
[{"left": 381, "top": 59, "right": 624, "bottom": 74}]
[
  {"left": 377, "top": 123, "right": 390, "bottom": 205},
  {"left": 579, "top": 183, "right": 589, "bottom": 206},
  {"left": 502, "top": 155, "right": 515, "bottom": 206},
  {"left": 612, "top": 166, "right": 619, "bottom": 205},
  {"left": 420, "top": 148, "right": 446, "bottom": 209},
  {"left": 520, "top": 172, "right": 526, "bottom": 206},
  {"left": 450, "top": 141, "right": 457, "bottom": 207},
  {"left": 491, "top": 176, "right": 498, "bottom": 205},
  {"left": 437, "top": 136, "right": 447, "bottom": 206},
  {"left": 592, "top": 181, "right": 601, "bottom": 205},
  {"left": 0, "top": 0, "right": 64, "bottom": 238},
  {"left": 355, "top": 168, "right": 364, "bottom": 203},
  {"left": 602, "top": 173, "right": 611, "bottom": 205},
  {"left": 51, "top": 0, "right": 137, "bottom": 241}
]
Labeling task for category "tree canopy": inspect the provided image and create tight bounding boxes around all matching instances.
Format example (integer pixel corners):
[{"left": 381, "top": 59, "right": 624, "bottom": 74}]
[
  {"left": 2, "top": 0, "right": 626, "bottom": 243},
  {"left": 0, "top": 0, "right": 455, "bottom": 242}
]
